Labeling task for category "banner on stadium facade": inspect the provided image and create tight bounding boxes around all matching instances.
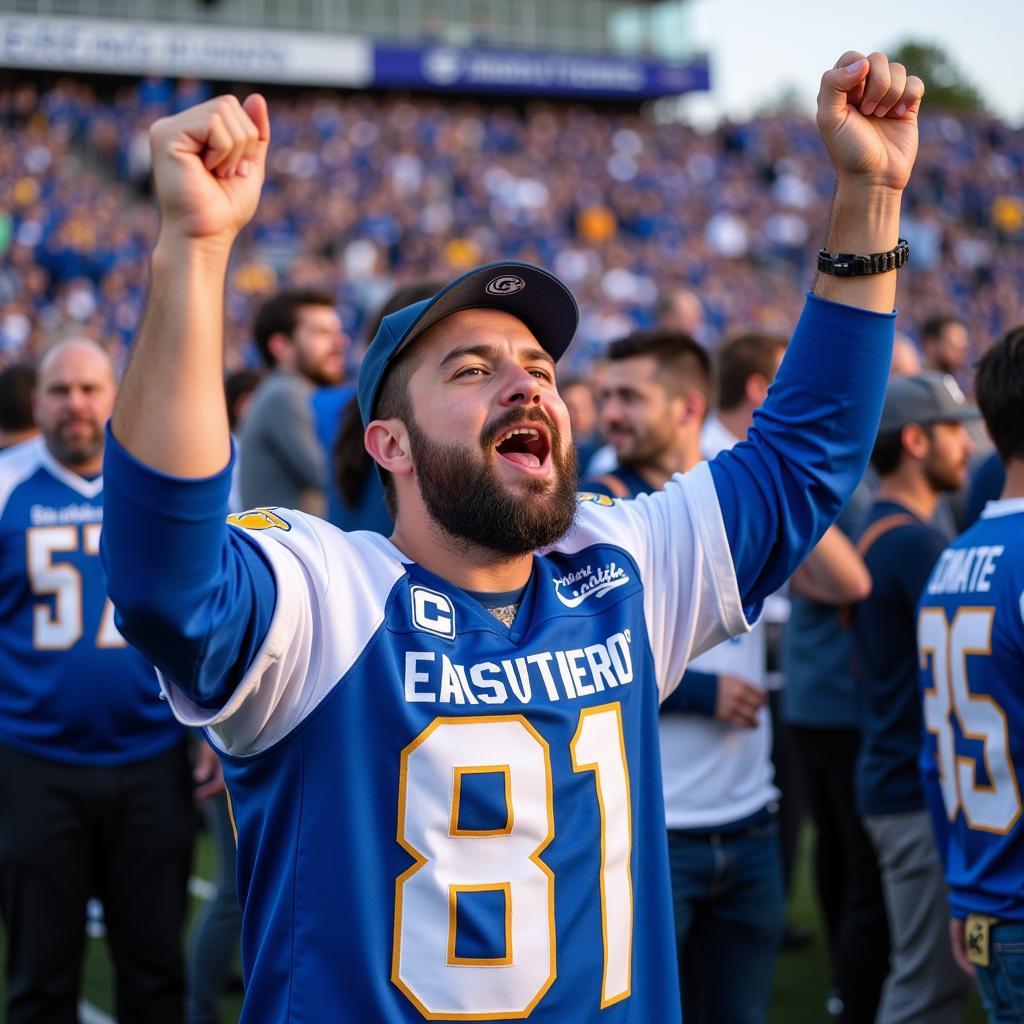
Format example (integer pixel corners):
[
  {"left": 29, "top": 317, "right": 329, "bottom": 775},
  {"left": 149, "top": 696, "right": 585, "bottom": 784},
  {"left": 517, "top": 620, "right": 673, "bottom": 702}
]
[
  {"left": 0, "top": 15, "right": 372, "bottom": 86},
  {"left": 373, "top": 43, "right": 709, "bottom": 99}
]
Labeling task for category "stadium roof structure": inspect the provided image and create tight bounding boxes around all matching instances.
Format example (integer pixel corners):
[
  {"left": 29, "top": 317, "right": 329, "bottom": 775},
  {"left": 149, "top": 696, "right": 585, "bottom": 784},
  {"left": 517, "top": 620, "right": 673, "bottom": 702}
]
[{"left": 0, "top": 0, "right": 710, "bottom": 100}]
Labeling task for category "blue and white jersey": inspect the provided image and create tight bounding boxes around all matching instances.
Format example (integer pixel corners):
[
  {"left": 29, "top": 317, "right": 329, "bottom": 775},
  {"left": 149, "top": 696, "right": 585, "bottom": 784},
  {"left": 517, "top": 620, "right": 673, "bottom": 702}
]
[
  {"left": 918, "top": 496, "right": 1024, "bottom": 921},
  {"left": 104, "top": 292, "right": 896, "bottom": 1022},
  {"left": 164, "top": 467, "right": 746, "bottom": 1022},
  {"left": 0, "top": 437, "right": 180, "bottom": 765}
]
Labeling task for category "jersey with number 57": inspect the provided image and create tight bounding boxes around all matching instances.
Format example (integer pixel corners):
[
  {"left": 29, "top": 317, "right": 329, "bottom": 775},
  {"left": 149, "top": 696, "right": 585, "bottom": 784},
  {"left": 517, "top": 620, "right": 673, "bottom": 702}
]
[
  {"left": 0, "top": 438, "right": 180, "bottom": 765},
  {"left": 918, "top": 496, "right": 1024, "bottom": 921}
]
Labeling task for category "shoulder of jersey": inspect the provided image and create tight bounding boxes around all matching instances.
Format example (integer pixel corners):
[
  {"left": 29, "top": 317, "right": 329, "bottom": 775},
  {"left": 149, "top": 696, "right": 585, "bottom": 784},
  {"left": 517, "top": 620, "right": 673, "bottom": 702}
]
[
  {"left": 226, "top": 506, "right": 407, "bottom": 582},
  {"left": 0, "top": 437, "right": 46, "bottom": 512}
]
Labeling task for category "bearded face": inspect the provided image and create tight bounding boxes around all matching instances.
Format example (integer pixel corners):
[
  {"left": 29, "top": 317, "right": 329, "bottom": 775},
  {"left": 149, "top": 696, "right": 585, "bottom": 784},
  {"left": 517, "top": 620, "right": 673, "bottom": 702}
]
[{"left": 406, "top": 406, "right": 579, "bottom": 556}]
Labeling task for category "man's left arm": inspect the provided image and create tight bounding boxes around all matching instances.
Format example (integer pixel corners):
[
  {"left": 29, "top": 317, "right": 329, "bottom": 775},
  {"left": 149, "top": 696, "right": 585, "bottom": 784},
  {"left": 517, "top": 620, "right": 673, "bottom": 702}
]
[
  {"left": 709, "top": 52, "right": 924, "bottom": 607},
  {"left": 790, "top": 525, "right": 872, "bottom": 605}
]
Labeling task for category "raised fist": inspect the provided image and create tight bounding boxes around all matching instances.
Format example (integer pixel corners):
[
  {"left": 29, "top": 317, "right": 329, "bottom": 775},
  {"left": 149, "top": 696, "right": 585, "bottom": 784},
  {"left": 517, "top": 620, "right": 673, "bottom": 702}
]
[
  {"left": 817, "top": 52, "right": 924, "bottom": 193},
  {"left": 149, "top": 94, "right": 270, "bottom": 247}
]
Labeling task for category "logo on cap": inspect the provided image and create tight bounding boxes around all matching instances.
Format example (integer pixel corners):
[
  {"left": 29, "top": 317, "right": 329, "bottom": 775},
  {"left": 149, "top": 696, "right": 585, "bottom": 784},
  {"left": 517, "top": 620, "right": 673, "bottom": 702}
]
[
  {"left": 485, "top": 275, "right": 526, "bottom": 296},
  {"left": 942, "top": 375, "right": 967, "bottom": 405}
]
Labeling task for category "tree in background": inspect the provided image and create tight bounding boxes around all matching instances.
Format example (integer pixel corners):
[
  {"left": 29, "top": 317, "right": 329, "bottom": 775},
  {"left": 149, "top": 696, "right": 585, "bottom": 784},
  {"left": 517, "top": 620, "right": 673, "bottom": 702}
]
[{"left": 891, "top": 41, "right": 988, "bottom": 114}]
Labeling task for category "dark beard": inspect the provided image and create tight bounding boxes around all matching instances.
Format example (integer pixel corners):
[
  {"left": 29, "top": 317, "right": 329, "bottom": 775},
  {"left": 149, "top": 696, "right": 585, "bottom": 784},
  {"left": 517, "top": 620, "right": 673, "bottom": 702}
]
[
  {"left": 924, "top": 458, "right": 966, "bottom": 494},
  {"left": 46, "top": 421, "right": 103, "bottom": 468},
  {"left": 406, "top": 410, "right": 580, "bottom": 556},
  {"left": 296, "top": 350, "right": 343, "bottom": 387}
]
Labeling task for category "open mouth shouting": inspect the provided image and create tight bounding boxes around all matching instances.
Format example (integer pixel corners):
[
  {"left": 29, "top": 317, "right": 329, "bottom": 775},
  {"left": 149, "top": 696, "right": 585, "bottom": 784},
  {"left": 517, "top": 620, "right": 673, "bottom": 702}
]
[{"left": 493, "top": 422, "right": 553, "bottom": 475}]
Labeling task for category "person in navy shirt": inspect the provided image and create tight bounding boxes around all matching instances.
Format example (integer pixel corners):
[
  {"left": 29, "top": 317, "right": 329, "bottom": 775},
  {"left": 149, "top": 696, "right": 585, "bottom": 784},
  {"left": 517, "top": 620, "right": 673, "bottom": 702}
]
[
  {"left": 0, "top": 338, "right": 191, "bottom": 1024},
  {"left": 103, "top": 53, "right": 922, "bottom": 1023},
  {"left": 851, "top": 371, "right": 979, "bottom": 1023},
  {"left": 918, "top": 326, "right": 1024, "bottom": 1022}
]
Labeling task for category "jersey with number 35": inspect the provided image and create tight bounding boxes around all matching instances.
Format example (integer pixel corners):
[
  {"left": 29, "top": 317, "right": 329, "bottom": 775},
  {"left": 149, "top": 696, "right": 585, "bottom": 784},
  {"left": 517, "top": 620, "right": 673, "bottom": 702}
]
[
  {"left": 160, "top": 462, "right": 749, "bottom": 1023},
  {"left": 0, "top": 438, "right": 180, "bottom": 765},
  {"left": 918, "top": 497, "right": 1024, "bottom": 921}
]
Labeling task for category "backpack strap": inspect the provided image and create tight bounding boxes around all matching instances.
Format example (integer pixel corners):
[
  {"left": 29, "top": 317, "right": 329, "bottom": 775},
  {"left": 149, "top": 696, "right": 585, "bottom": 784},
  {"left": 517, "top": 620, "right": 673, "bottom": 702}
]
[
  {"left": 840, "top": 513, "right": 919, "bottom": 627},
  {"left": 855, "top": 513, "right": 919, "bottom": 559}
]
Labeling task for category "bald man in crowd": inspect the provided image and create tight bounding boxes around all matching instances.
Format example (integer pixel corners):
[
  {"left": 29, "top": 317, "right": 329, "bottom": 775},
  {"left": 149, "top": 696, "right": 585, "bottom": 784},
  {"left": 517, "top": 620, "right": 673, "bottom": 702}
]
[
  {"left": 0, "top": 338, "right": 192, "bottom": 1023},
  {"left": 891, "top": 333, "right": 922, "bottom": 378}
]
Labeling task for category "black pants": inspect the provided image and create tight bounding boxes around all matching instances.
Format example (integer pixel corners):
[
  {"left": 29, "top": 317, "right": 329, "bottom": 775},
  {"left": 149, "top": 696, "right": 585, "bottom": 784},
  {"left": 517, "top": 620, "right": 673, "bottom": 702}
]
[
  {"left": 768, "top": 690, "right": 803, "bottom": 898},
  {"left": 0, "top": 741, "right": 195, "bottom": 1024},
  {"left": 790, "top": 725, "right": 890, "bottom": 1024}
]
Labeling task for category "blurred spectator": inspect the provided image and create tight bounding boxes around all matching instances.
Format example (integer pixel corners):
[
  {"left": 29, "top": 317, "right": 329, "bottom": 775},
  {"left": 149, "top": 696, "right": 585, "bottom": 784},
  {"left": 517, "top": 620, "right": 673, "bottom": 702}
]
[
  {"left": 331, "top": 279, "right": 443, "bottom": 534},
  {"left": 585, "top": 329, "right": 710, "bottom": 495},
  {"left": 238, "top": 289, "right": 346, "bottom": 516},
  {"left": 965, "top": 449, "right": 1005, "bottom": 528},
  {"left": 657, "top": 286, "right": 707, "bottom": 343},
  {"left": 702, "top": 332, "right": 788, "bottom": 457},
  {"left": 0, "top": 363, "right": 37, "bottom": 449},
  {"left": 225, "top": 369, "right": 263, "bottom": 436},
  {"left": 0, "top": 338, "right": 192, "bottom": 1023},
  {"left": 783, "top": 504, "right": 890, "bottom": 1022},
  {"left": 917, "top": 317, "right": 990, "bottom": 531},
  {"left": 890, "top": 333, "right": 923, "bottom": 378},
  {"left": 920, "top": 315, "right": 970, "bottom": 378},
  {"left": 702, "top": 331, "right": 808, "bottom": 948},
  {"left": 558, "top": 375, "right": 602, "bottom": 469},
  {"left": 582, "top": 328, "right": 783, "bottom": 1022},
  {"left": 851, "top": 373, "right": 978, "bottom": 1024}
]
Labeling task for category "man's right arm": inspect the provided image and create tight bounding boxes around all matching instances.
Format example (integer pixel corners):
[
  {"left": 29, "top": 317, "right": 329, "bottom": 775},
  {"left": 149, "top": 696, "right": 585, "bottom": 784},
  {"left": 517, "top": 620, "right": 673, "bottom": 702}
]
[
  {"left": 104, "top": 96, "right": 276, "bottom": 704},
  {"left": 707, "top": 52, "right": 923, "bottom": 609}
]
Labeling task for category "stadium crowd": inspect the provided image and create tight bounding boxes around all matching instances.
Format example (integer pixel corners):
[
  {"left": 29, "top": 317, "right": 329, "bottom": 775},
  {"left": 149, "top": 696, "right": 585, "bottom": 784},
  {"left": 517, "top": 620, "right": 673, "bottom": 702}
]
[
  {"left": 1, "top": 70, "right": 1023, "bottom": 1024},
  {"left": 0, "top": 77, "right": 1022, "bottom": 379}
]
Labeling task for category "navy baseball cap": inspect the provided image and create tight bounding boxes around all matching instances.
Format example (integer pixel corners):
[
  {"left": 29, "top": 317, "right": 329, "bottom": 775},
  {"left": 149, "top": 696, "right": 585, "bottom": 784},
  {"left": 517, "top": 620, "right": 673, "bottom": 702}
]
[
  {"left": 356, "top": 260, "right": 579, "bottom": 426},
  {"left": 878, "top": 371, "right": 981, "bottom": 434}
]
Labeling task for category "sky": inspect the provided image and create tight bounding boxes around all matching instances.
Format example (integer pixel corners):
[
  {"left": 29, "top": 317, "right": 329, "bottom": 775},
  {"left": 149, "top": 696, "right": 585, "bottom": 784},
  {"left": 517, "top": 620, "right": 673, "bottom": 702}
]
[{"left": 678, "top": 0, "right": 1024, "bottom": 126}]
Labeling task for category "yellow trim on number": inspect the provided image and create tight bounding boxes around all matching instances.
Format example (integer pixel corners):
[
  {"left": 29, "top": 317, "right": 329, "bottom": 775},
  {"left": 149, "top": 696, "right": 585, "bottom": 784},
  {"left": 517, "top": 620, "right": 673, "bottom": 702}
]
[
  {"left": 449, "top": 764, "right": 513, "bottom": 837},
  {"left": 447, "top": 883, "right": 513, "bottom": 967},
  {"left": 391, "top": 714, "right": 557, "bottom": 1021}
]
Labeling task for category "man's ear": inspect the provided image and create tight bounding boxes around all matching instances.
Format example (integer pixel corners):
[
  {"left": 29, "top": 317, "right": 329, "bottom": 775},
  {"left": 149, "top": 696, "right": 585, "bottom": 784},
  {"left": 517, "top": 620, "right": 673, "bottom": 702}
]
[
  {"left": 677, "top": 390, "right": 707, "bottom": 427},
  {"left": 745, "top": 372, "right": 770, "bottom": 407},
  {"left": 901, "top": 422, "right": 930, "bottom": 460},
  {"left": 365, "top": 418, "right": 414, "bottom": 479},
  {"left": 266, "top": 331, "right": 293, "bottom": 368}
]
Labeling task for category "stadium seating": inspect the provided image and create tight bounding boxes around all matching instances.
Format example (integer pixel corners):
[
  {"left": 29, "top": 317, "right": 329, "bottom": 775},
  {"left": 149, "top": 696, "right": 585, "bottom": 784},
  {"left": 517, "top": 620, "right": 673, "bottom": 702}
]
[{"left": 1, "top": 77, "right": 1021, "bottom": 376}]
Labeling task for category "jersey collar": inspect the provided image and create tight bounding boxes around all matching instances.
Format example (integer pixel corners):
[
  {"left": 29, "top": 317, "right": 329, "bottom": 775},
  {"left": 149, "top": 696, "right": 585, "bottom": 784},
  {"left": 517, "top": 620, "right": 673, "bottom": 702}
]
[
  {"left": 39, "top": 442, "right": 103, "bottom": 499},
  {"left": 981, "top": 497, "right": 1024, "bottom": 519}
]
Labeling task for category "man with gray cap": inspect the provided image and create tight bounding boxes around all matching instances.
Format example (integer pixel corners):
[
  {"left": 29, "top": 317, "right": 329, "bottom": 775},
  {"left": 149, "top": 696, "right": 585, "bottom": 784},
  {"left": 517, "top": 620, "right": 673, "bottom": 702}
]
[
  {"left": 101, "top": 51, "right": 924, "bottom": 1023},
  {"left": 851, "top": 370, "right": 978, "bottom": 1024}
]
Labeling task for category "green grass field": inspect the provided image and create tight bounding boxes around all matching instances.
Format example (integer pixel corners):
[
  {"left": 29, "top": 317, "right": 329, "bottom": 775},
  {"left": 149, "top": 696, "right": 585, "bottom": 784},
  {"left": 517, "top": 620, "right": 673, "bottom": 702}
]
[{"left": 8, "top": 828, "right": 987, "bottom": 1023}]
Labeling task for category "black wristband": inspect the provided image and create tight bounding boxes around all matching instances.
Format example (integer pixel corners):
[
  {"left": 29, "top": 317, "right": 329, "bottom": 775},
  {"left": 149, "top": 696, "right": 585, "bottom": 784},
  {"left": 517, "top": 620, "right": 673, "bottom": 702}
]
[{"left": 817, "top": 238, "right": 910, "bottom": 277}]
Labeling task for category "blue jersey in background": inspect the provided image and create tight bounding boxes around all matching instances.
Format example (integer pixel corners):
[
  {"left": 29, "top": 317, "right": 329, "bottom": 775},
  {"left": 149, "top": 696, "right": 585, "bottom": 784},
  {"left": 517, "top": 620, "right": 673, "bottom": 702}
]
[
  {"left": 0, "top": 438, "right": 180, "bottom": 765},
  {"left": 918, "top": 496, "right": 1024, "bottom": 921}
]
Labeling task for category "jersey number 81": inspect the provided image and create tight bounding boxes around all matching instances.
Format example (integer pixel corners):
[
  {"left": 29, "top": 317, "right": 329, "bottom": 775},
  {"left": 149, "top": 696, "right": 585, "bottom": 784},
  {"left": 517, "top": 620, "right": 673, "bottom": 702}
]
[{"left": 393, "top": 707, "right": 633, "bottom": 1019}]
